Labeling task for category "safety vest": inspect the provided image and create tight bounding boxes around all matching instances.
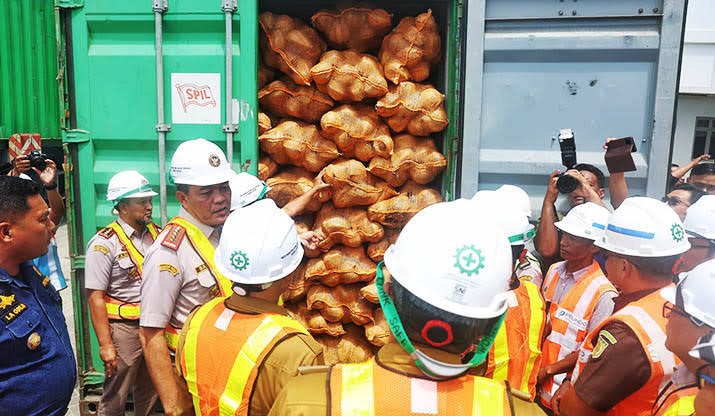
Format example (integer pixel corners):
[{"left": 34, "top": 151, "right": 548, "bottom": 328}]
[
  {"left": 652, "top": 381, "right": 697, "bottom": 416},
  {"left": 486, "top": 281, "right": 546, "bottom": 400},
  {"left": 329, "top": 359, "right": 514, "bottom": 415},
  {"left": 572, "top": 289, "right": 679, "bottom": 416},
  {"left": 179, "top": 297, "right": 308, "bottom": 416},
  {"left": 103, "top": 221, "right": 160, "bottom": 320},
  {"left": 540, "top": 260, "right": 616, "bottom": 406}
]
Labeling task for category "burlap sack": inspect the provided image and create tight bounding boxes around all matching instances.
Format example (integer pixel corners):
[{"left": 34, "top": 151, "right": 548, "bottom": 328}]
[
  {"left": 282, "top": 262, "right": 312, "bottom": 302},
  {"left": 258, "top": 60, "right": 275, "bottom": 89},
  {"left": 258, "top": 78, "right": 334, "bottom": 123},
  {"left": 360, "top": 268, "right": 391, "bottom": 304},
  {"left": 305, "top": 246, "right": 376, "bottom": 287},
  {"left": 265, "top": 167, "right": 331, "bottom": 211},
  {"left": 313, "top": 202, "right": 384, "bottom": 250},
  {"left": 323, "top": 159, "right": 397, "bottom": 208},
  {"left": 259, "top": 120, "right": 339, "bottom": 172},
  {"left": 367, "top": 181, "right": 443, "bottom": 228},
  {"left": 376, "top": 82, "right": 448, "bottom": 136},
  {"left": 316, "top": 324, "right": 375, "bottom": 365},
  {"left": 310, "top": 50, "right": 388, "bottom": 102},
  {"left": 259, "top": 12, "right": 326, "bottom": 85},
  {"left": 378, "top": 10, "right": 440, "bottom": 84},
  {"left": 285, "top": 301, "right": 346, "bottom": 337},
  {"left": 367, "top": 134, "right": 446, "bottom": 187},
  {"left": 258, "top": 112, "right": 274, "bottom": 135},
  {"left": 366, "top": 228, "right": 400, "bottom": 262},
  {"left": 311, "top": 7, "right": 392, "bottom": 52},
  {"left": 258, "top": 153, "right": 278, "bottom": 181},
  {"left": 307, "top": 283, "right": 374, "bottom": 325},
  {"left": 365, "top": 308, "right": 392, "bottom": 346},
  {"left": 320, "top": 104, "right": 394, "bottom": 161}
]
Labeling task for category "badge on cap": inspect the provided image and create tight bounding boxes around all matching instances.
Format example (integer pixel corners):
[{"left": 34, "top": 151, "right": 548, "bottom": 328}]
[
  {"left": 230, "top": 251, "right": 249, "bottom": 271},
  {"left": 454, "top": 245, "right": 485, "bottom": 277},
  {"left": 208, "top": 154, "right": 221, "bottom": 167},
  {"left": 671, "top": 224, "right": 684, "bottom": 242},
  {"left": 27, "top": 332, "right": 41, "bottom": 350}
]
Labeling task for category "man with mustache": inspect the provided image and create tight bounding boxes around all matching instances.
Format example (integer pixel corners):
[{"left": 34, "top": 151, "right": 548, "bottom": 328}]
[
  {"left": 85, "top": 170, "right": 161, "bottom": 415},
  {"left": 139, "top": 139, "right": 235, "bottom": 416}
]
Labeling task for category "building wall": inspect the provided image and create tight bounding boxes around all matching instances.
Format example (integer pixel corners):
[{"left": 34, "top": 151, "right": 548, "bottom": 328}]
[{"left": 673, "top": 95, "right": 715, "bottom": 165}]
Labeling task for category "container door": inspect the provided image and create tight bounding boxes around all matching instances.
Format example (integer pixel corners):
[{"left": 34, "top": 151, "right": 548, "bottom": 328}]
[{"left": 459, "top": 0, "right": 686, "bottom": 213}]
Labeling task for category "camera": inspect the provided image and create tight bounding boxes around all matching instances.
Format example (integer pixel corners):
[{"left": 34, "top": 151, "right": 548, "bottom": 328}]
[
  {"left": 27, "top": 150, "right": 49, "bottom": 171},
  {"left": 555, "top": 129, "right": 578, "bottom": 194}
]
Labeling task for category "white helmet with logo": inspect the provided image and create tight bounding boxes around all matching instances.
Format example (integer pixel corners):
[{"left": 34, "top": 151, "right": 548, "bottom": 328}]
[
  {"left": 496, "top": 184, "right": 532, "bottom": 219},
  {"left": 170, "top": 138, "right": 235, "bottom": 186},
  {"left": 384, "top": 200, "right": 513, "bottom": 320},
  {"left": 230, "top": 172, "right": 270, "bottom": 211},
  {"left": 555, "top": 202, "right": 610, "bottom": 241},
  {"left": 596, "top": 197, "right": 691, "bottom": 257},
  {"left": 106, "top": 170, "right": 158, "bottom": 204},
  {"left": 684, "top": 195, "right": 715, "bottom": 240},
  {"left": 467, "top": 193, "right": 534, "bottom": 246},
  {"left": 214, "top": 199, "right": 303, "bottom": 285},
  {"left": 661, "top": 257, "right": 715, "bottom": 328}
]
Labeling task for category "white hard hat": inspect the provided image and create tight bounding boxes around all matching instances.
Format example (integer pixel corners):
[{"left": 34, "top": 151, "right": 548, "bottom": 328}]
[
  {"left": 684, "top": 195, "right": 715, "bottom": 240},
  {"left": 496, "top": 184, "right": 532, "bottom": 219},
  {"left": 689, "top": 333, "right": 715, "bottom": 364},
  {"left": 170, "top": 138, "right": 235, "bottom": 186},
  {"left": 555, "top": 202, "right": 610, "bottom": 241},
  {"left": 383, "top": 200, "right": 513, "bottom": 320},
  {"left": 596, "top": 197, "right": 691, "bottom": 257},
  {"left": 661, "top": 258, "right": 715, "bottom": 328},
  {"left": 214, "top": 199, "right": 303, "bottom": 285},
  {"left": 106, "top": 170, "right": 157, "bottom": 203},
  {"left": 467, "top": 193, "right": 534, "bottom": 246},
  {"left": 230, "top": 172, "right": 270, "bottom": 211}
]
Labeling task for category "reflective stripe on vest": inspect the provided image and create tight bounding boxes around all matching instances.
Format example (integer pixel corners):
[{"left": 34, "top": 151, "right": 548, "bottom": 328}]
[
  {"left": 165, "top": 324, "right": 181, "bottom": 352},
  {"left": 106, "top": 221, "right": 160, "bottom": 277},
  {"left": 330, "top": 359, "right": 513, "bottom": 416},
  {"left": 486, "top": 281, "right": 546, "bottom": 400},
  {"left": 540, "top": 261, "right": 615, "bottom": 405},
  {"left": 653, "top": 383, "right": 698, "bottom": 416},
  {"left": 572, "top": 289, "right": 679, "bottom": 416},
  {"left": 168, "top": 217, "right": 232, "bottom": 297},
  {"left": 180, "top": 298, "right": 308, "bottom": 416},
  {"left": 103, "top": 295, "right": 140, "bottom": 320},
  {"left": 659, "top": 395, "right": 696, "bottom": 416}
]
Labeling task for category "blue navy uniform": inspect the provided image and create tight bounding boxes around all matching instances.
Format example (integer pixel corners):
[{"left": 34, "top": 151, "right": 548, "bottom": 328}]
[{"left": 0, "top": 261, "right": 76, "bottom": 415}]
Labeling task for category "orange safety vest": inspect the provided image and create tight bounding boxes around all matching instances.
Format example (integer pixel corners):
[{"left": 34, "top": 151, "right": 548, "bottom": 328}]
[
  {"left": 103, "top": 221, "right": 160, "bottom": 320},
  {"left": 539, "top": 260, "right": 616, "bottom": 406},
  {"left": 652, "top": 380, "right": 698, "bottom": 416},
  {"left": 486, "top": 281, "right": 546, "bottom": 400},
  {"left": 330, "top": 359, "right": 514, "bottom": 415},
  {"left": 179, "top": 297, "right": 308, "bottom": 416},
  {"left": 162, "top": 217, "right": 233, "bottom": 351},
  {"left": 572, "top": 289, "right": 679, "bottom": 416}
]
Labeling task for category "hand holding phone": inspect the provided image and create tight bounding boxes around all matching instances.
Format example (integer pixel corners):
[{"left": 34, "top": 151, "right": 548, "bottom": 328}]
[{"left": 604, "top": 137, "right": 637, "bottom": 173}]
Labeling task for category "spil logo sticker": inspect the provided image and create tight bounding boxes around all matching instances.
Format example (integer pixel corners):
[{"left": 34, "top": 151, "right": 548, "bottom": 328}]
[
  {"left": 230, "top": 251, "right": 249, "bottom": 271},
  {"left": 454, "top": 245, "right": 485, "bottom": 277},
  {"left": 671, "top": 224, "right": 684, "bottom": 242}
]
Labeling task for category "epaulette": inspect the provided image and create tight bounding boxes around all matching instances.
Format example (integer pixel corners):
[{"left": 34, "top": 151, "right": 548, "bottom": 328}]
[
  {"left": 297, "top": 365, "right": 331, "bottom": 375},
  {"left": 98, "top": 227, "right": 115, "bottom": 239},
  {"left": 161, "top": 224, "right": 186, "bottom": 251}
]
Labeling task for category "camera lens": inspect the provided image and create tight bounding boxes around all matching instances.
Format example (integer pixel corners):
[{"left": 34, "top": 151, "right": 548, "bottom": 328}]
[{"left": 556, "top": 174, "right": 578, "bottom": 194}]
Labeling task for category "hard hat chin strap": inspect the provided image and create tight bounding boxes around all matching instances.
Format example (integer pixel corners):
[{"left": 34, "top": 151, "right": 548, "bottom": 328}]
[{"left": 376, "top": 261, "right": 505, "bottom": 380}]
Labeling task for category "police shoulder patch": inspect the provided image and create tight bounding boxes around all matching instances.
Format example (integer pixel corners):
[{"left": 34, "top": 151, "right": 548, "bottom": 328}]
[
  {"left": 93, "top": 244, "right": 110, "bottom": 255},
  {"left": 159, "top": 263, "right": 179, "bottom": 276},
  {"left": 592, "top": 330, "right": 617, "bottom": 359},
  {"left": 98, "top": 227, "right": 115, "bottom": 239},
  {"left": 161, "top": 224, "right": 186, "bottom": 251}
]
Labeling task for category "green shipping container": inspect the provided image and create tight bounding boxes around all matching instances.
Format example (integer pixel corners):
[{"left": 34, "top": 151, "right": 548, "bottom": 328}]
[{"left": 63, "top": 0, "right": 459, "bottom": 413}]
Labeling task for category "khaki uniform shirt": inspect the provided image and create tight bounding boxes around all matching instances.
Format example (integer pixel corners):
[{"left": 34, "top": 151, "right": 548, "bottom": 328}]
[
  {"left": 85, "top": 217, "right": 155, "bottom": 303},
  {"left": 139, "top": 208, "right": 221, "bottom": 329},
  {"left": 176, "top": 295, "right": 324, "bottom": 416},
  {"left": 267, "top": 343, "right": 547, "bottom": 416}
]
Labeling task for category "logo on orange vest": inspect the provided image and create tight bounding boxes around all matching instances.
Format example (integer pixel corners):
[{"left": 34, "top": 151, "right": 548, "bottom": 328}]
[
  {"left": 555, "top": 307, "right": 588, "bottom": 331},
  {"left": 671, "top": 224, "right": 684, "bottom": 242},
  {"left": 230, "top": 251, "right": 249, "bottom": 271},
  {"left": 592, "top": 330, "right": 617, "bottom": 359},
  {"left": 454, "top": 245, "right": 485, "bottom": 276}
]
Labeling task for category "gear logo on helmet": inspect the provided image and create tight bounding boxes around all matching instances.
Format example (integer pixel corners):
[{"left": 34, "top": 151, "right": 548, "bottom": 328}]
[
  {"left": 208, "top": 154, "right": 221, "bottom": 168},
  {"left": 671, "top": 223, "right": 685, "bottom": 242},
  {"left": 230, "top": 251, "right": 249, "bottom": 271},
  {"left": 453, "top": 245, "right": 485, "bottom": 277}
]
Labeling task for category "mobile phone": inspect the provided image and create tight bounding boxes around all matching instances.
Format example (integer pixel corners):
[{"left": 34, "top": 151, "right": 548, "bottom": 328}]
[{"left": 605, "top": 137, "right": 637, "bottom": 173}]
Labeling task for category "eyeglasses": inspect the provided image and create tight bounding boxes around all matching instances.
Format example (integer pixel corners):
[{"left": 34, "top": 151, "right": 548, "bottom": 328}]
[
  {"left": 663, "top": 301, "right": 708, "bottom": 327},
  {"left": 697, "top": 364, "right": 715, "bottom": 389},
  {"left": 661, "top": 196, "right": 690, "bottom": 208}
]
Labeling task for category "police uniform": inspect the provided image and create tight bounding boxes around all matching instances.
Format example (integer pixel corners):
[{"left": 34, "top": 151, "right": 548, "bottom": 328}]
[
  {"left": 515, "top": 251, "right": 544, "bottom": 289},
  {"left": 267, "top": 343, "right": 547, "bottom": 416},
  {"left": 140, "top": 207, "right": 227, "bottom": 351},
  {"left": 0, "top": 262, "right": 76, "bottom": 415},
  {"left": 176, "top": 295, "right": 324, "bottom": 416},
  {"left": 85, "top": 217, "right": 160, "bottom": 415}
]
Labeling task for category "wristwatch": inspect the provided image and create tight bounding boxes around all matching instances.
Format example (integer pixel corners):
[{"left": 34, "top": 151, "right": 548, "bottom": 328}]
[{"left": 45, "top": 182, "right": 57, "bottom": 191}]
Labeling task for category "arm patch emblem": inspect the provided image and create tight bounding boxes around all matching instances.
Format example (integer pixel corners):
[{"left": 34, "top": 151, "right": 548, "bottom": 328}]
[
  {"left": 592, "top": 330, "right": 617, "bottom": 359},
  {"left": 93, "top": 245, "right": 110, "bottom": 255},
  {"left": 161, "top": 224, "right": 186, "bottom": 251},
  {"left": 159, "top": 263, "right": 179, "bottom": 276}
]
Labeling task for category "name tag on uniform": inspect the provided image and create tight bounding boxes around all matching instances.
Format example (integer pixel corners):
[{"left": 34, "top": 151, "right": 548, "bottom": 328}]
[
  {"left": 195, "top": 263, "right": 208, "bottom": 274},
  {"left": 2, "top": 302, "right": 28, "bottom": 324}
]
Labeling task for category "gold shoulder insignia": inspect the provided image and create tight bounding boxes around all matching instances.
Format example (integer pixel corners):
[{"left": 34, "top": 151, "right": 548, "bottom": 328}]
[
  {"left": 0, "top": 294, "right": 16, "bottom": 310},
  {"left": 161, "top": 224, "right": 186, "bottom": 251},
  {"left": 98, "top": 227, "right": 115, "bottom": 239},
  {"left": 93, "top": 244, "right": 110, "bottom": 255}
]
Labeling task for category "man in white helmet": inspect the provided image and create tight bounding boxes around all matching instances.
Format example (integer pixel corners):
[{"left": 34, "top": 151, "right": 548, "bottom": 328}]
[
  {"left": 554, "top": 197, "right": 690, "bottom": 416},
  {"left": 230, "top": 171, "right": 330, "bottom": 218},
  {"left": 85, "top": 170, "right": 160, "bottom": 415},
  {"left": 537, "top": 202, "right": 616, "bottom": 410},
  {"left": 651, "top": 259, "right": 715, "bottom": 416},
  {"left": 680, "top": 195, "right": 715, "bottom": 273},
  {"left": 139, "top": 138, "right": 235, "bottom": 415},
  {"left": 689, "top": 333, "right": 715, "bottom": 415},
  {"left": 175, "top": 199, "right": 323, "bottom": 416},
  {"left": 267, "top": 200, "right": 546, "bottom": 416}
]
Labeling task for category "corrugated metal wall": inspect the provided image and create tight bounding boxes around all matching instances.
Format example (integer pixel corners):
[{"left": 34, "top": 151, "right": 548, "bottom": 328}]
[{"left": 0, "top": 0, "right": 62, "bottom": 139}]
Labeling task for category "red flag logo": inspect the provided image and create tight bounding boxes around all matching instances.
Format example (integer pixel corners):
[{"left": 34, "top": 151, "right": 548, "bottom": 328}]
[{"left": 174, "top": 83, "right": 217, "bottom": 113}]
